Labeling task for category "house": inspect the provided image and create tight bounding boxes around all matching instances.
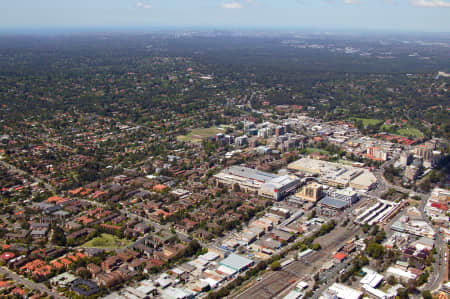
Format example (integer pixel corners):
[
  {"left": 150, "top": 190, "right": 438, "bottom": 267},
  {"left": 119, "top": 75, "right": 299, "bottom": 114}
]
[
  {"left": 153, "top": 184, "right": 168, "bottom": 192},
  {"left": 30, "top": 229, "right": 48, "bottom": 240},
  {"left": 128, "top": 258, "right": 147, "bottom": 271},
  {"left": 101, "top": 256, "right": 123, "bottom": 273},
  {"left": 0, "top": 252, "right": 15, "bottom": 262},
  {"left": 67, "top": 228, "right": 95, "bottom": 240},
  {"left": 96, "top": 272, "right": 123, "bottom": 288},
  {"left": 87, "top": 263, "right": 102, "bottom": 277},
  {"left": 134, "top": 222, "right": 151, "bottom": 234},
  {"left": 50, "top": 273, "right": 78, "bottom": 288},
  {"left": 71, "top": 279, "right": 100, "bottom": 297},
  {"left": 333, "top": 252, "right": 347, "bottom": 263}
]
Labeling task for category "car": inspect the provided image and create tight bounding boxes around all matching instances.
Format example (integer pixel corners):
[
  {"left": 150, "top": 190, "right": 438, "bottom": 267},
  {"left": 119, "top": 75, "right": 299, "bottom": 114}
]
[{"left": 256, "top": 277, "right": 262, "bottom": 282}]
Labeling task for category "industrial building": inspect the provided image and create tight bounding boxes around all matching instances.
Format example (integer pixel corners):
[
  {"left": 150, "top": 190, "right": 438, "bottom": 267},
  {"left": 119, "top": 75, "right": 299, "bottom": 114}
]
[
  {"left": 214, "top": 166, "right": 278, "bottom": 192},
  {"left": 328, "top": 188, "right": 359, "bottom": 205},
  {"left": 360, "top": 268, "right": 384, "bottom": 288},
  {"left": 219, "top": 254, "right": 254, "bottom": 273},
  {"left": 259, "top": 175, "right": 300, "bottom": 200},
  {"left": 317, "top": 196, "right": 350, "bottom": 216},
  {"left": 288, "top": 158, "right": 377, "bottom": 190},
  {"left": 354, "top": 200, "right": 401, "bottom": 226},
  {"left": 214, "top": 166, "right": 300, "bottom": 200},
  {"left": 322, "top": 283, "right": 363, "bottom": 299}
]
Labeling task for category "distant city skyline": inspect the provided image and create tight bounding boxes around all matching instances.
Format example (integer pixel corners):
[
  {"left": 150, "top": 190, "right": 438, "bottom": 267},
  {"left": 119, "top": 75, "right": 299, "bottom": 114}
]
[{"left": 2, "top": 0, "right": 450, "bottom": 33}]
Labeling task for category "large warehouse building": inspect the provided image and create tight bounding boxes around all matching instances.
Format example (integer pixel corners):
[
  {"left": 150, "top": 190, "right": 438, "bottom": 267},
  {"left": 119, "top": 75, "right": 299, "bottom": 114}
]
[
  {"left": 288, "top": 158, "right": 377, "bottom": 191},
  {"left": 214, "top": 166, "right": 300, "bottom": 200}
]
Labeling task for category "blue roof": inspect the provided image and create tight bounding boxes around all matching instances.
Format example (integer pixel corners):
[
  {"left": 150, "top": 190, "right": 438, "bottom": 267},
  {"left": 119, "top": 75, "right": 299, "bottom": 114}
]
[
  {"left": 319, "top": 196, "right": 349, "bottom": 209},
  {"left": 219, "top": 254, "right": 254, "bottom": 271}
]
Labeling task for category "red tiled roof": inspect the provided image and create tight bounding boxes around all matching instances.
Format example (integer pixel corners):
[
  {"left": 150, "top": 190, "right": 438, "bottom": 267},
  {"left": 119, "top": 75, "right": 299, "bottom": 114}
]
[
  {"left": 431, "top": 202, "right": 448, "bottom": 211},
  {"left": 333, "top": 252, "right": 347, "bottom": 260},
  {"left": 0, "top": 252, "right": 15, "bottom": 261}
]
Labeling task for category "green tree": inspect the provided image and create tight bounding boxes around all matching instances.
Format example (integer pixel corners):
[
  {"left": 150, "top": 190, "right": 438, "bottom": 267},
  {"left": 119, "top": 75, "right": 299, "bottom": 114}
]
[
  {"left": 51, "top": 226, "right": 66, "bottom": 246},
  {"left": 366, "top": 242, "right": 384, "bottom": 259},
  {"left": 270, "top": 261, "right": 281, "bottom": 271},
  {"left": 311, "top": 243, "right": 321, "bottom": 251},
  {"left": 422, "top": 290, "right": 432, "bottom": 299}
]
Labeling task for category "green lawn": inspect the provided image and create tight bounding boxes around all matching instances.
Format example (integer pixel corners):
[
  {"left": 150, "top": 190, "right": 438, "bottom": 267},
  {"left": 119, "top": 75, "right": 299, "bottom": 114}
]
[
  {"left": 177, "top": 126, "right": 224, "bottom": 143},
  {"left": 304, "top": 148, "right": 330, "bottom": 155},
  {"left": 380, "top": 124, "right": 424, "bottom": 138},
  {"left": 350, "top": 118, "right": 383, "bottom": 128},
  {"left": 379, "top": 124, "right": 393, "bottom": 131},
  {"left": 82, "top": 233, "right": 131, "bottom": 249},
  {"left": 396, "top": 127, "right": 424, "bottom": 138}
]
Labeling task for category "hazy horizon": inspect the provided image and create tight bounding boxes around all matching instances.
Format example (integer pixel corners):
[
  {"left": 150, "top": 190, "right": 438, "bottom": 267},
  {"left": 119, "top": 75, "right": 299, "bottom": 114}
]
[{"left": 2, "top": 0, "right": 450, "bottom": 34}]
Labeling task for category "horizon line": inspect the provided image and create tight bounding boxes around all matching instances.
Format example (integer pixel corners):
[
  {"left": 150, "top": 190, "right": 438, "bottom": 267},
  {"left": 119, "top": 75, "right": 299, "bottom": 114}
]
[{"left": 1, "top": 26, "right": 450, "bottom": 36}]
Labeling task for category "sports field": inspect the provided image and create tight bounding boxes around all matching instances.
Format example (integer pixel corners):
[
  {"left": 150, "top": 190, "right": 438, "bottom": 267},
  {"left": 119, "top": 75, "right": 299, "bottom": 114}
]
[
  {"left": 350, "top": 117, "right": 383, "bottom": 128},
  {"left": 177, "top": 126, "right": 224, "bottom": 143},
  {"left": 396, "top": 127, "right": 424, "bottom": 138}
]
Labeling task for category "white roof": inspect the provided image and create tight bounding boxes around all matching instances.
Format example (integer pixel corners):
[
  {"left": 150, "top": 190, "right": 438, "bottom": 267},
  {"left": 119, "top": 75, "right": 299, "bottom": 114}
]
[
  {"left": 360, "top": 272, "right": 384, "bottom": 288},
  {"left": 216, "top": 265, "right": 237, "bottom": 277},
  {"left": 136, "top": 283, "right": 156, "bottom": 295},
  {"left": 155, "top": 277, "right": 173, "bottom": 288},
  {"left": 161, "top": 287, "right": 195, "bottom": 299},
  {"left": 124, "top": 286, "right": 147, "bottom": 298},
  {"left": 172, "top": 267, "right": 185, "bottom": 275},
  {"left": 298, "top": 248, "right": 313, "bottom": 258},
  {"left": 102, "top": 292, "right": 121, "bottom": 299},
  {"left": 328, "top": 283, "right": 363, "bottom": 299},
  {"left": 121, "top": 291, "right": 141, "bottom": 299},
  {"left": 283, "top": 290, "right": 304, "bottom": 299},
  {"left": 189, "top": 258, "right": 209, "bottom": 269},
  {"left": 219, "top": 253, "right": 254, "bottom": 271},
  {"left": 386, "top": 267, "right": 417, "bottom": 280},
  {"left": 199, "top": 252, "right": 220, "bottom": 262},
  {"left": 297, "top": 281, "right": 309, "bottom": 289},
  {"left": 263, "top": 175, "right": 298, "bottom": 189},
  {"left": 49, "top": 272, "right": 77, "bottom": 285},
  {"left": 350, "top": 171, "right": 377, "bottom": 188},
  {"left": 201, "top": 277, "right": 220, "bottom": 288},
  {"left": 333, "top": 188, "right": 357, "bottom": 196},
  {"left": 362, "top": 284, "right": 388, "bottom": 299}
]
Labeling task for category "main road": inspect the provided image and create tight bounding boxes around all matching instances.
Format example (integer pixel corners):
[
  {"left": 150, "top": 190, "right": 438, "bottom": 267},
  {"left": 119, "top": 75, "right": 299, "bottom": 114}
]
[
  {"left": 419, "top": 195, "right": 447, "bottom": 291},
  {"left": 377, "top": 155, "right": 443, "bottom": 290}
]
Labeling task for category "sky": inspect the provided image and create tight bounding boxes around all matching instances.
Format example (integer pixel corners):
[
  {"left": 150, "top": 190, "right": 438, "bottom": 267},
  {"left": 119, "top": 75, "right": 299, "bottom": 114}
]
[{"left": 1, "top": 0, "right": 450, "bottom": 32}]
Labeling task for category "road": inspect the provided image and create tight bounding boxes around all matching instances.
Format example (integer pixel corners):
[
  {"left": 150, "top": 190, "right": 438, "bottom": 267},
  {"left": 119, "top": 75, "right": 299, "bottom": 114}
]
[
  {"left": 419, "top": 195, "right": 447, "bottom": 291},
  {"left": 371, "top": 154, "right": 427, "bottom": 200},
  {"left": 0, "top": 160, "right": 56, "bottom": 193},
  {"left": 0, "top": 267, "right": 66, "bottom": 299},
  {"left": 376, "top": 155, "right": 444, "bottom": 291}
]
